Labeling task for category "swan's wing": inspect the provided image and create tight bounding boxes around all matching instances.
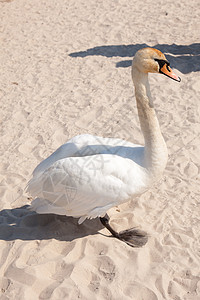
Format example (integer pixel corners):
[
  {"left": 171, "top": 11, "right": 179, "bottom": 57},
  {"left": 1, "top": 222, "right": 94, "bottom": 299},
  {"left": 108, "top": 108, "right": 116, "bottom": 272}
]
[
  {"left": 27, "top": 154, "right": 148, "bottom": 222},
  {"left": 69, "top": 134, "right": 140, "bottom": 148},
  {"left": 33, "top": 134, "right": 142, "bottom": 176}
]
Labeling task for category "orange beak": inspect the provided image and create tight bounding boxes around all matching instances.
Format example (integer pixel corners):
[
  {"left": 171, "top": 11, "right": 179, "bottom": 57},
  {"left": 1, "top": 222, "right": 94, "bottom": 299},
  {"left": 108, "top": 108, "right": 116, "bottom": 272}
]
[{"left": 160, "top": 64, "right": 181, "bottom": 82}]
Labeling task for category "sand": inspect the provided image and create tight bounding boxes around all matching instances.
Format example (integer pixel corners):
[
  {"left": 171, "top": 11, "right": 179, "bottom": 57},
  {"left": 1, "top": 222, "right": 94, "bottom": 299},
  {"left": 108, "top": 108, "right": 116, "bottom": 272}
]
[{"left": 0, "top": 0, "right": 200, "bottom": 299}]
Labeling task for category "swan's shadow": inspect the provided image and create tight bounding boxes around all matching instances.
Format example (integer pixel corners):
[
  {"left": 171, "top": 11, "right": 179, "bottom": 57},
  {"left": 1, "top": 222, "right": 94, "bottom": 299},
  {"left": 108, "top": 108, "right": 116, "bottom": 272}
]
[
  {"left": 0, "top": 205, "right": 103, "bottom": 241},
  {"left": 69, "top": 43, "right": 200, "bottom": 73}
]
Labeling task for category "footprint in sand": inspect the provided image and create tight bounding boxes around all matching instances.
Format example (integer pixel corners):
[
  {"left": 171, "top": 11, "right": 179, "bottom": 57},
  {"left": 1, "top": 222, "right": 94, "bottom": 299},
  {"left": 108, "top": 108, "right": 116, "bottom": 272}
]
[
  {"left": 75, "top": 107, "right": 103, "bottom": 130},
  {"left": 124, "top": 282, "right": 158, "bottom": 300},
  {"left": 18, "top": 137, "right": 38, "bottom": 156}
]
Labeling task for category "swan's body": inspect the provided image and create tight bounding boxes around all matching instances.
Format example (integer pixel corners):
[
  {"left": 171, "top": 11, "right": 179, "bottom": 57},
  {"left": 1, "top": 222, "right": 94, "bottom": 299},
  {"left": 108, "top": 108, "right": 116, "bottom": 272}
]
[
  {"left": 28, "top": 134, "right": 150, "bottom": 224},
  {"left": 27, "top": 48, "right": 180, "bottom": 246}
]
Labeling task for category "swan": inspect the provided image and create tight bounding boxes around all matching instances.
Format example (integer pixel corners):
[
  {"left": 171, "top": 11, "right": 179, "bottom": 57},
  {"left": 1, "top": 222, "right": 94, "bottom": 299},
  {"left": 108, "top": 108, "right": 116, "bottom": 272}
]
[{"left": 26, "top": 47, "right": 181, "bottom": 247}]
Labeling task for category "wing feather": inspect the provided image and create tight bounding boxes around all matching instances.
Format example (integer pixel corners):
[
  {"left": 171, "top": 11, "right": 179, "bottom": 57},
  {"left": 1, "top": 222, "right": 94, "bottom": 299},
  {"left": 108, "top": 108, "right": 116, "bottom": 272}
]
[
  {"left": 33, "top": 134, "right": 143, "bottom": 176},
  {"left": 27, "top": 134, "right": 147, "bottom": 222},
  {"left": 27, "top": 153, "right": 148, "bottom": 220}
]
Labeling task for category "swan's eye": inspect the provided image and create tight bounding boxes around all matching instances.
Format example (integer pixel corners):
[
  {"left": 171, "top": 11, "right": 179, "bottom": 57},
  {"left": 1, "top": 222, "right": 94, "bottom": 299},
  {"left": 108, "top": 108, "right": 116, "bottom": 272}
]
[{"left": 154, "top": 59, "right": 170, "bottom": 71}]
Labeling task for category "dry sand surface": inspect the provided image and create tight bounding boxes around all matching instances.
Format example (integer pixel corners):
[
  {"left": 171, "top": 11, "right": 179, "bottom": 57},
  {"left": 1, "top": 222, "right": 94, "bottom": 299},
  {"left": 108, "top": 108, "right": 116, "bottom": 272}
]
[{"left": 0, "top": 0, "right": 200, "bottom": 299}]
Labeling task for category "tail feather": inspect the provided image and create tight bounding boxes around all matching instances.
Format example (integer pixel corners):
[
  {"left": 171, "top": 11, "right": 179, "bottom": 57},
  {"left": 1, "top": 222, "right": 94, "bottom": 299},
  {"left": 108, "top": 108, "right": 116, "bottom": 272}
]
[{"left": 29, "top": 198, "right": 67, "bottom": 215}]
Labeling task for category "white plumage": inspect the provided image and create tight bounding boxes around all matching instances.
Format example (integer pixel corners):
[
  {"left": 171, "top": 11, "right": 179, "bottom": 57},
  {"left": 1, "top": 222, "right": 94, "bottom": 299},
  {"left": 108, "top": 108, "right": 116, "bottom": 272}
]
[{"left": 27, "top": 134, "right": 149, "bottom": 224}]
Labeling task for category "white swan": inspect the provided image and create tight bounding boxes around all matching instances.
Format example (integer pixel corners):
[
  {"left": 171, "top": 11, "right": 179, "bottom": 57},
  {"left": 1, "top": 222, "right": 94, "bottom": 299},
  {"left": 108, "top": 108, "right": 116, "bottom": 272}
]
[{"left": 27, "top": 48, "right": 180, "bottom": 247}]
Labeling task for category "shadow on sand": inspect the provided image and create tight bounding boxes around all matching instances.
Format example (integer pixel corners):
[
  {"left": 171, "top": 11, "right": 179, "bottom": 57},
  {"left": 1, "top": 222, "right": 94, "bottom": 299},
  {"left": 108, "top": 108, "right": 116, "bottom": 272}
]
[
  {"left": 0, "top": 205, "right": 103, "bottom": 242},
  {"left": 69, "top": 43, "right": 200, "bottom": 73}
]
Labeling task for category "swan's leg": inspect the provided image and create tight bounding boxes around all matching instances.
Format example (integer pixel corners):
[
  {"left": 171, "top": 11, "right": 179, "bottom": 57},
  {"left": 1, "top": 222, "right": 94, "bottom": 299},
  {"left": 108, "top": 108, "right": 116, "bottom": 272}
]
[
  {"left": 100, "top": 215, "right": 120, "bottom": 238},
  {"left": 100, "top": 216, "right": 148, "bottom": 248}
]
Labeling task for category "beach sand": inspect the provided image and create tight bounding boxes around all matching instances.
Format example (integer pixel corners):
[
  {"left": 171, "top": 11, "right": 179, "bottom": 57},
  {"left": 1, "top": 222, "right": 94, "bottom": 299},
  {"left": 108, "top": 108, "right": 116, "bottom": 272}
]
[{"left": 0, "top": 0, "right": 200, "bottom": 299}]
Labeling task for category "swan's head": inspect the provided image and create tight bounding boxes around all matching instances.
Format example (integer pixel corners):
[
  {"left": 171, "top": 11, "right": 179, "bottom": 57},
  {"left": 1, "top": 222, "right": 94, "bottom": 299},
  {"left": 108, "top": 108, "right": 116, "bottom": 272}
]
[{"left": 132, "top": 47, "right": 181, "bottom": 82}]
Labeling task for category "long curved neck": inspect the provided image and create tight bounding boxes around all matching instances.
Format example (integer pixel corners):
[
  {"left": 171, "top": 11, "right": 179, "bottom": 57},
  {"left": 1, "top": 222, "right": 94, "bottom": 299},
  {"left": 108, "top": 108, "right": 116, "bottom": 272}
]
[{"left": 132, "top": 63, "right": 168, "bottom": 179}]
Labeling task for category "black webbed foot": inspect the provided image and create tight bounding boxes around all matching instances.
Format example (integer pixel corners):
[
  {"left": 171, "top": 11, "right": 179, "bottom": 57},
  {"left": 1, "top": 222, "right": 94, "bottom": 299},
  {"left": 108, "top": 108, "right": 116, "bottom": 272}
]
[{"left": 100, "top": 216, "right": 148, "bottom": 248}]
